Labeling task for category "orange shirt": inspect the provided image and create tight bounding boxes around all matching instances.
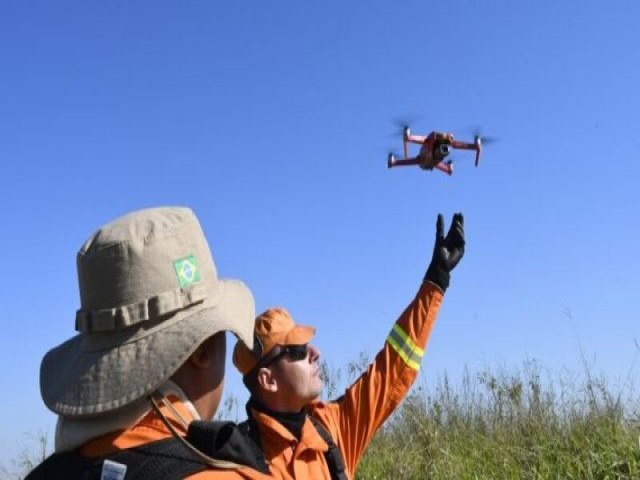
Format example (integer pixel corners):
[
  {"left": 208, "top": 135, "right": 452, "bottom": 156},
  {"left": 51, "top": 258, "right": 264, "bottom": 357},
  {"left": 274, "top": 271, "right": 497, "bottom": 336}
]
[{"left": 82, "top": 281, "right": 443, "bottom": 479}]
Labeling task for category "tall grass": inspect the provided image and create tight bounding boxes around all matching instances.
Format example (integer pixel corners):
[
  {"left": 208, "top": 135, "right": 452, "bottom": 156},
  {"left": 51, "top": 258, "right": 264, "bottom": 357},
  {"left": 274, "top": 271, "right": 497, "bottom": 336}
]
[
  {"left": 0, "top": 429, "right": 49, "bottom": 480},
  {"left": 354, "top": 361, "right": 640, "bottom": 479}
]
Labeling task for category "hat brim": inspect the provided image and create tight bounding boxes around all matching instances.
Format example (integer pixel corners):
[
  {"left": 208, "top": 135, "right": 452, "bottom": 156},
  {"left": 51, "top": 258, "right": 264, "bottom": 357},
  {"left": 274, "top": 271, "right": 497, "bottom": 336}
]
[
  {"left": 41, "top": 279, "right": 254, "bottom": 417},
  {"left": 283, "top": 325, "right": 315, "bottom": 346}
]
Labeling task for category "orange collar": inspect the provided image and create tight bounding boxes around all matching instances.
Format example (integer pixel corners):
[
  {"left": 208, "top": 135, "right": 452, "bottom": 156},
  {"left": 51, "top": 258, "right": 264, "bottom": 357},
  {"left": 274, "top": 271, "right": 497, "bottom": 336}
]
[
  {"left": 80, "top": 394, "right": 195, "bottom": 457},
  {"left": 250, "top": 408, "right": 329, "bottom": 458}
]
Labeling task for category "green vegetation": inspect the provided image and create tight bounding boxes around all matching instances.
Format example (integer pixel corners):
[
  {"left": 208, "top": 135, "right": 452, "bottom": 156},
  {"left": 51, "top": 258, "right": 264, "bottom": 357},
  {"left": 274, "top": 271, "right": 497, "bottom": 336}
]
[
  {"left": 353, "top": 362, "right": 640, "bottom": 479},
  {"left": 0, "top": 429, "right": 49, "bottom": 480}
]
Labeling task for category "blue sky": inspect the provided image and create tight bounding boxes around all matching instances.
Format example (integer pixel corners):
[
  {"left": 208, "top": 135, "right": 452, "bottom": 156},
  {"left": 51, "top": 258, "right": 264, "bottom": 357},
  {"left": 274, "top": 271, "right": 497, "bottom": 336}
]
[{"left": 1, "top": 0, "right": 639, "bottom": 467}]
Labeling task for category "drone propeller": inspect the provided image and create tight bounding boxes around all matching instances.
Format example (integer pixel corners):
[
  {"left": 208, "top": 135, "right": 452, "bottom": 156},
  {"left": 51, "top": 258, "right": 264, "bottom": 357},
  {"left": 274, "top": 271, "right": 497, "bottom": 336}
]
[
  {"left": 390, "top": 115, "right": 420, "bottom": 138},
  {"left": 461, "top": 126, "right": 499, "bottom": 145},
  {"left": 392, "top": 114, "right": 420, "bottom": 127},
  {"left": 390, "top": 123, "right": 410, "bottom": 139},
  {"left": 474, "top": 134, "right": 499, "bottom": 145}
]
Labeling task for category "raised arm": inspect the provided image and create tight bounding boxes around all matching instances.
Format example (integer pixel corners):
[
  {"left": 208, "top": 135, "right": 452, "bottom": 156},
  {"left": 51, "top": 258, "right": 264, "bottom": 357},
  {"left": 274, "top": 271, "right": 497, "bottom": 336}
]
[{"left": 315, "top": 213, "right": 465, "bottom": 477}]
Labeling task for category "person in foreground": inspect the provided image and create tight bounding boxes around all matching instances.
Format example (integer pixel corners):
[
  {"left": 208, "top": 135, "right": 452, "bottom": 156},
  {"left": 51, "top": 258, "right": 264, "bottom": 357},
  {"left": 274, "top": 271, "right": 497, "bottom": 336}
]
[
  {"left": 26, "top": 207, "right": 257, "bottom": 479},
  {"left": 231, "top": 213, "right": 465, "bottom": 479}
]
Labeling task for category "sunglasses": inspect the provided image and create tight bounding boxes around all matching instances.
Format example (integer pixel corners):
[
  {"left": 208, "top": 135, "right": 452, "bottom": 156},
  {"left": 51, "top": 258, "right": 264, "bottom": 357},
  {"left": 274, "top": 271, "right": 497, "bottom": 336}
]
[{"left": 261, "top": 344, "right": 310, "bottom": 368}]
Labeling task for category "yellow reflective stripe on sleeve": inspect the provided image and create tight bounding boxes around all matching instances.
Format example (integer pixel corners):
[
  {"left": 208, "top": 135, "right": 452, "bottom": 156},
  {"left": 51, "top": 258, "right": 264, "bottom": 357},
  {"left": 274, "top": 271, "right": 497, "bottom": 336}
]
[
  {"left": 392, "top": 324, "right": 424, "bottom": 357},
  {"left": 386, "top": 323, "right": 424, "bottom": 371}
]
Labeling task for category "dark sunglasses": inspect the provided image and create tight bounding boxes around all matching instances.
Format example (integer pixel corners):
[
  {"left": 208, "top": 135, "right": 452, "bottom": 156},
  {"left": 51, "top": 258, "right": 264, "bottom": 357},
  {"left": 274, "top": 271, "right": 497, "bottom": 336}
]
[{"left": 261, "top": 344, "right": 309, "bottom": 368}]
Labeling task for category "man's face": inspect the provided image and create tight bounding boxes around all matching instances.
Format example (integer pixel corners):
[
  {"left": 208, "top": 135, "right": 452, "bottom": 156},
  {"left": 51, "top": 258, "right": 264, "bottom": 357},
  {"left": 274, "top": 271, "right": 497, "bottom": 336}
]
[
  {"left": 269, "top": 344, "right": 323, "bottom": 411},
  {"left": 207, "top": 331, "right": 227, "bottom": 416}
]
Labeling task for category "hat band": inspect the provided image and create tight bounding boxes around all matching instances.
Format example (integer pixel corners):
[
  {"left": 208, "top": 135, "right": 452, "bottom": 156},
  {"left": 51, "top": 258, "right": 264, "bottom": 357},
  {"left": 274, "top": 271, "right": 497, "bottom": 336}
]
[{"left": 75, "top": 283, "right": 208, "bottom": 333}]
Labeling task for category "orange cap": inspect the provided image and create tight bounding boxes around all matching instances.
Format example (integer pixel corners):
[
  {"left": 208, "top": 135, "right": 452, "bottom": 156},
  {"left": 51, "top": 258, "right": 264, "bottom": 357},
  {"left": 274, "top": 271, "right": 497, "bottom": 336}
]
[{"left": 233, "top": 308, "right": 315, "bottom": 375}]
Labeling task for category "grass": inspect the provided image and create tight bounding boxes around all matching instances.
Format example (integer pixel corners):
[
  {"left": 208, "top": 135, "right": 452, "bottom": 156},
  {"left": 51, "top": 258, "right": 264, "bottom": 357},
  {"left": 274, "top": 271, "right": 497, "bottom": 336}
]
[
  {"left": 353, "top": 361, "right": 640, "bottom": 479},
  {"left": 0, "top": 429, "right": 49, "bottom": 480}
]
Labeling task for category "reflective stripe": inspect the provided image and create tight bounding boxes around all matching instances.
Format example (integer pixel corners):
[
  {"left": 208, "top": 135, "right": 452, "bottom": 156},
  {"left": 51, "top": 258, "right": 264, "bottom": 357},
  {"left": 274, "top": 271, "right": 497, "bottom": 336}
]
[{"left": 386, "top": 324, "right": 424, "bottom": 370}]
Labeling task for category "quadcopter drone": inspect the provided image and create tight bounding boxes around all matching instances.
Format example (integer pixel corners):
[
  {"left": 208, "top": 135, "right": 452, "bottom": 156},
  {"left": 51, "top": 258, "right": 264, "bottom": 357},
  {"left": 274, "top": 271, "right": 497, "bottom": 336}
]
[{"left": 387, "top": 126, "right": 492, "bottom": 175}]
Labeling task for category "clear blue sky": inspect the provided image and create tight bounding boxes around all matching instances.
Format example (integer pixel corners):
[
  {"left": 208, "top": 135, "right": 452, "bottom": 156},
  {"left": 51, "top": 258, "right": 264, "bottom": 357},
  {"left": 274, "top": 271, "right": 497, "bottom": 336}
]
[{"left": 1, "top": 0, "right": 639, "bottom": 467}]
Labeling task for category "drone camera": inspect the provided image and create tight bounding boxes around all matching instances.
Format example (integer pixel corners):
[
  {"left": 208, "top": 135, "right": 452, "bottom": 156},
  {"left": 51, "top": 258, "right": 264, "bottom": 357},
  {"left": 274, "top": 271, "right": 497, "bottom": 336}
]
[{"left": 436, "top": 144, "right": 451, "bottom": 157}]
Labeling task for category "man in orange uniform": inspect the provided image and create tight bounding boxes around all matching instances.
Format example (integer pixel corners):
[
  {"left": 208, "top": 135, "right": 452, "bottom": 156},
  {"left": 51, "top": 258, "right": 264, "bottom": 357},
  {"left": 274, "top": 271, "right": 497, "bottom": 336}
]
[
  {"left": 231, "top": 213, "right": 465, "bottom": 479},
  {"left": 26, "top": 207, "right": 264, "bottom": 479}
]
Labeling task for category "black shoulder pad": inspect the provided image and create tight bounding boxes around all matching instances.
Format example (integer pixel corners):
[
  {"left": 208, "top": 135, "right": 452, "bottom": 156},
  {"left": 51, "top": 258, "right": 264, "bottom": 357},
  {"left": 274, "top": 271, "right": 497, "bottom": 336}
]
[
  {"left": 188, "top": 420, "right": 269, "bottom": 474},
  {"left": 24, "top": 451, "right": 96, "bottom": 480}
]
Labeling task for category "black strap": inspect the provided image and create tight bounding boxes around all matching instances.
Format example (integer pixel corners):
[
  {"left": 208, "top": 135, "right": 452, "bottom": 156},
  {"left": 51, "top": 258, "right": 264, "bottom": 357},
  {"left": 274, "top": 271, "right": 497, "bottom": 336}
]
[{"left": 309, "top": 417, "right": 348, "bottom": 480}]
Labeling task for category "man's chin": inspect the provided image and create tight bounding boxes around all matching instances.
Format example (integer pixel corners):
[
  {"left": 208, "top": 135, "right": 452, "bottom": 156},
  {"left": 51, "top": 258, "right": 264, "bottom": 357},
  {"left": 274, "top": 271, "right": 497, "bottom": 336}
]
[{"left": 311, "top": 382, "right": 324, "bottom": 400}]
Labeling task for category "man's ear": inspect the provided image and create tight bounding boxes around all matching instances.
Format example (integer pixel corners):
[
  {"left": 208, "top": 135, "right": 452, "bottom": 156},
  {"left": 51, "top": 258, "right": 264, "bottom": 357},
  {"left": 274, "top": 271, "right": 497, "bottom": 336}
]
[
  {"left": 189, "top": 335, "right": 221, "bottom": 370},
  {"left": 256, "top": 367, "right": 278, "bottom": 393}
]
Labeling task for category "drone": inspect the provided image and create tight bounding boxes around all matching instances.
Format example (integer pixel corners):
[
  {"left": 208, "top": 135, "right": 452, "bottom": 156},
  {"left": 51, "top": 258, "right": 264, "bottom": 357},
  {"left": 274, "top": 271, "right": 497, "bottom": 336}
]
[{"left": 387, "top": 126, "right": 492, "bottom": 175}]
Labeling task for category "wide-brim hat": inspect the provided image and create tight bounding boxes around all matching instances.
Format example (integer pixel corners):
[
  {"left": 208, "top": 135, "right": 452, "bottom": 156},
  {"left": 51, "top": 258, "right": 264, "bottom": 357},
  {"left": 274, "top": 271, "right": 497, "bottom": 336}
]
[
  {"left": 41, "top": 207, "right": 255, "bottom": 417},
  {"left": 233, "top": 307, "right": 315, "bottom": 375}
]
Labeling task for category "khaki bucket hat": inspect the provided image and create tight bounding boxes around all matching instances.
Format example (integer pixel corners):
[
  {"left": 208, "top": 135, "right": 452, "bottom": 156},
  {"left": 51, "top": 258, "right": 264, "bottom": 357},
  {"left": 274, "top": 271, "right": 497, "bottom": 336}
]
[
  {"left": 233, "top": 308, "right": 315, "bottom": 375},
  {"left": 41, "top": 207, "right": 255, "bottom": 417}
]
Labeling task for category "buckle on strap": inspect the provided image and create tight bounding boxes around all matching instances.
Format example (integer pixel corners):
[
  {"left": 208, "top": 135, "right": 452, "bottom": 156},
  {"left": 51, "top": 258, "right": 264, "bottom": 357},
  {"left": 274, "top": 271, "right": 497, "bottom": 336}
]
[{"left": 75, "top": 283, "right": 207, "bottom": 333}]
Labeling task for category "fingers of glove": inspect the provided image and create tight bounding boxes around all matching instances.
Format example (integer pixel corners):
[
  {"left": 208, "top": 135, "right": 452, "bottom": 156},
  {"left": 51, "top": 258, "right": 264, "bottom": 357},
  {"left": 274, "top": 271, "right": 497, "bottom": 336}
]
[
  {"left": 454, "top": 212, "right": 464, "bottom": 228},
  {"left": 436, "top": 214, "right": 445, "bottom": 241},
  {"left": 446, "top": 213, "right": 465, "bottom": 248}
]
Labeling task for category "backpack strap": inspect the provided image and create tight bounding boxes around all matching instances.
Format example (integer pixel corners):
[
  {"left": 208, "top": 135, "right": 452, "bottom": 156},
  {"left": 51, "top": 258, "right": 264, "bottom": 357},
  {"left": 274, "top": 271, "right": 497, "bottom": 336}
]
[{"left": 309, "top": 416, "right": 349, "bottom": 480}]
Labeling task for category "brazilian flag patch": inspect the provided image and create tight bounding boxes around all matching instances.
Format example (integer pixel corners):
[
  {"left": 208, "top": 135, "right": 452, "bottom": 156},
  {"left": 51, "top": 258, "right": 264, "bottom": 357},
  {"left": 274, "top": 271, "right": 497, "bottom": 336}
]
[{"left": 173, "top": 255, "right": 201, "bottom": 288}]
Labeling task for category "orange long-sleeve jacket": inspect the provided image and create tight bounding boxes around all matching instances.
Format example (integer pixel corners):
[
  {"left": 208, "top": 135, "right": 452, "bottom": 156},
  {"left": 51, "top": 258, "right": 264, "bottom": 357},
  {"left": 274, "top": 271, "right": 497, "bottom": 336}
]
[{"left": 80, "top": 281, "right": 443, "bottom": 479}]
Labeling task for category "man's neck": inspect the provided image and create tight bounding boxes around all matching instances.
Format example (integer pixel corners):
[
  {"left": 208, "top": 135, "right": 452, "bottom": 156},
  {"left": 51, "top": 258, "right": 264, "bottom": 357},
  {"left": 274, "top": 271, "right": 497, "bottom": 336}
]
[{"left": 248, "top": 398, "right": 307, "bottom": 440}]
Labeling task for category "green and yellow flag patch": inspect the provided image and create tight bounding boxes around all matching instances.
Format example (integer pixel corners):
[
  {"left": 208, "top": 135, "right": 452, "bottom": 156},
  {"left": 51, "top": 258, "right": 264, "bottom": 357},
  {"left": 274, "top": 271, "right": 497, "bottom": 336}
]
[{"left": 173, "top": 255, "right": 201, "bottom": 288}]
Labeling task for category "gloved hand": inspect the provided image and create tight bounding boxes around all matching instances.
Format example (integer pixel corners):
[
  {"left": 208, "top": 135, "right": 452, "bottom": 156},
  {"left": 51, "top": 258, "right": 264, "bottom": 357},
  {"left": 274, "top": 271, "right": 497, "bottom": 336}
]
[{"left": 424, "top": 213, "right": 465, "bottom": 292}]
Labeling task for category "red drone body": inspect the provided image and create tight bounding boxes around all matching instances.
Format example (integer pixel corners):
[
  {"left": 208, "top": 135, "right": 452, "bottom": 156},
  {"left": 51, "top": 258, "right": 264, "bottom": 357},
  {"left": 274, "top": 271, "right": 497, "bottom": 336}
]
[{"left": 387, "top": 127, "right": 484, "bottom": 175}]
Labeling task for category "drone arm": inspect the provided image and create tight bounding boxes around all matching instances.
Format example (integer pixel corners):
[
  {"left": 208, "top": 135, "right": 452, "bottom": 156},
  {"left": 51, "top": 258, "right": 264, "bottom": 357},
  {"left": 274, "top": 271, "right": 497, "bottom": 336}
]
[
  {"left": 388, "top": 156, "right": 422, "bottom": 168},
  {"left": 406, "top": 134, "right": 427, "bottom": 145},
  {"left": 450, "top": 139, "right": 482, "bottom": 166},
  {"left": 435, "top": 161, "right": 453, "bottom": 176},
  {"left": 449, "top": 140, "right": 476, "bottom": 150}
]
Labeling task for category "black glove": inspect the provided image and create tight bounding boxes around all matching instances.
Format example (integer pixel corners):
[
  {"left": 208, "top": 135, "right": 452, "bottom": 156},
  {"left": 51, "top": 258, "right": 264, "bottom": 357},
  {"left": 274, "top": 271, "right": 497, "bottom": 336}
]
[{"left": 424, "top": 213, "right": 465, "bottom": 292}]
